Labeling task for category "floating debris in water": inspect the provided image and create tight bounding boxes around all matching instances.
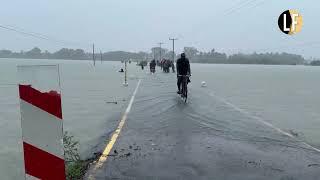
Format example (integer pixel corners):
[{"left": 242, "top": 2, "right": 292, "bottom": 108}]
[
  {"left": 106, "top": 101, "right": 118, "bottom": 104},
  {"left": 270, "top": 167, "right": 284, "bottom": 172},
  {"left": 201, "top": 81, "right": 207, "bottom": 87},
  {"left": 288, "top": 129, "right": 299, "bottom": 137},
  {"left": 247, "top": 161, "right": 259, "bottom": 166},
  {"left": 308, "top": 164, "right": 320, "bottom": 167},
  {"left": 106, "top": 154, "right": 117, "bottom": 157}
]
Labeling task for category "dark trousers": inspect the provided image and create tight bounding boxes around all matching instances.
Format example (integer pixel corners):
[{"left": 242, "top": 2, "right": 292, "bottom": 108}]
[
  {"left": 177, "top": 76, "right": 190, "bottom": 91},
  {"left": 177, "top": 76, "right": 183, "bottom": 91}
]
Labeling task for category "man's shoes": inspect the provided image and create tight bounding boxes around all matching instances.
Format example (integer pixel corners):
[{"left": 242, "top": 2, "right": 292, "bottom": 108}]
[{"left": 177, "top": 90, "right": 181, "bottom": 94}]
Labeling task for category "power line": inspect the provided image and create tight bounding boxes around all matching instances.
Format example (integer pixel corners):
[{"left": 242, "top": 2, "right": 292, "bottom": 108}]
[
  {"left": 5, "top": 24, "right": 57, "bottom": 40},
  {"left": 0, "top": 25, "right": 50, "bottom": 41},
  {"left": 224, "top": 0, "right": 253, "bottom": 14},
  {"left": 225, "top": 0, "right": 262, "bottom": 15},
  {"left": 0, "top": 24, "right": 90, "bottom": 48},
  {"left": 246, "top": 0, "right": 268, "bottom": 11},
  {"left": 193, "top": 0, "right": 267, "bottom": 28}
]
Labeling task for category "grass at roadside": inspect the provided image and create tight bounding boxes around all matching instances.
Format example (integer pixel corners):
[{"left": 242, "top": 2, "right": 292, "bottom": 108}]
[{"left": 64, "top": 132, "right": 101, "bottom": 180}]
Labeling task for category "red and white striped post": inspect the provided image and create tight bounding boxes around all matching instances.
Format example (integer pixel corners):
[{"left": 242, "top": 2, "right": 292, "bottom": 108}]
[{"left": 18, "top": 65, "right": 65, "bottom": 180}]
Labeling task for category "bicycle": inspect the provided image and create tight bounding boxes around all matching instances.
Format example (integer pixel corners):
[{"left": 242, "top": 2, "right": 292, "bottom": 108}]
[
  {"left": 150, "top": 67, "right": 155, "bottom": 73},
  {"left": 178, "top": 75, "right": 190, "bottom": 103}
]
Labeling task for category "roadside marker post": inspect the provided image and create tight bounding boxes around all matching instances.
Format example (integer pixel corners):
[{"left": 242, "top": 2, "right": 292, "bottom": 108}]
[
  {"left": 18, "top": 65, "right": 66, "bottom": 180},
  {"left": 123, "top": 61, "right": 128, "bottom": 86}
]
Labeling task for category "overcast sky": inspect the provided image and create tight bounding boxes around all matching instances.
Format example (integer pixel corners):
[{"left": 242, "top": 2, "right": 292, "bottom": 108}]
[{"left": 0, "top": 0, "right": 319, "bottom": 58}]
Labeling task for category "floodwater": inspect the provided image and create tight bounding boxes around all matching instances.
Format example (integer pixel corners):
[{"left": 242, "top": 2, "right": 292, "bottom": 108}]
[
  {"left": 0, "top": 59, "right": 140, "bottom": 179},
  {"left": 1, "top": 59, "right": 320, "bottom": 179},
  {"left": 191, "top": 64, "right": 320, "bottom": 147}
]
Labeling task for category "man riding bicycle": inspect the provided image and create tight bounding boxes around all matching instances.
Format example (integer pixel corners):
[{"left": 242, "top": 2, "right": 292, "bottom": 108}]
[{"left": 176, "top": 53, "right": 191, "bottom": 94}]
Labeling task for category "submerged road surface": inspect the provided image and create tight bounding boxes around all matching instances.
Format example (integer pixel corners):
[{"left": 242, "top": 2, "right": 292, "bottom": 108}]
[{"left": 86, "top": 72, "right": 320, "bottom": 180}]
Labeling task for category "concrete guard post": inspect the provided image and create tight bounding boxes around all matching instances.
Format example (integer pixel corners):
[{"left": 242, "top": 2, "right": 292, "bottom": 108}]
[{"left": 18, "top": 65, "right": 66, "bottom": 180}]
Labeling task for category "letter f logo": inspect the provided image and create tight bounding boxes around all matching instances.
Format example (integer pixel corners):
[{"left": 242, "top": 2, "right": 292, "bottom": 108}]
[{"left": 291, "top": 13, "right": 299, "bottom": 32}]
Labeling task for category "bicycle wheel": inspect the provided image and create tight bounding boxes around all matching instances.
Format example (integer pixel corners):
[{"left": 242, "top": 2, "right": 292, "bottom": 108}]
[
  {"left": 184, "top": 83, "right": 188, "bottom": 102},
  {"left": 183, "top": 77, "right": 188, "bottom": 103}
]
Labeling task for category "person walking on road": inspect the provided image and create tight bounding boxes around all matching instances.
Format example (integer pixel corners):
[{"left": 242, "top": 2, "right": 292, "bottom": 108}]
[
  {"left": 150, "top": 59, "right": 156, "bottom": 73},
  {"left": 171, "top": 60, "right": 175, "bottom": 73}
]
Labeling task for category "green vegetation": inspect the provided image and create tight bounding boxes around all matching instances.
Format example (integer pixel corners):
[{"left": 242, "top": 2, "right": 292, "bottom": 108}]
[
  {"left": 0, "top": 46, "right": 309, "bottom": 65},
  {"left": 183, "top": 47, "right": 305, "bottom": 65},
  {"left": 63, "top": 132, "right": 86, "bottom": 180},
  {"left": 0, "top": 47, "right": 148, "bottom": 61},
  {"left": 310, "top": 60, "right": 320, "bottom": 66}
]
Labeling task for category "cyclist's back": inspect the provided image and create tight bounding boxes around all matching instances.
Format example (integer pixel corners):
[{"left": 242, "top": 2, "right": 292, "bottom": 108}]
[
  {"left": 176, "top": 53, "right": 191, "bottom": 94},
  {"left": 176, "top": 53, "right": 190, "bottom": 75}
]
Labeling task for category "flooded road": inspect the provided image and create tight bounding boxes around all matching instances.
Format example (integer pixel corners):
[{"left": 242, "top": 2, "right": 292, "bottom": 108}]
[
  {"left": 1, "top": 59, "right": 320, "bottom": 179},
  {"left": 0, "top": 59, "right": 140, "bottom": 179},
  {"left": 87, "top": 68, "right": 320, "bottom": 180}
]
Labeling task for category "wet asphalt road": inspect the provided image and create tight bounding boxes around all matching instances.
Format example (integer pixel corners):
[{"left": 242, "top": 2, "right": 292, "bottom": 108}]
[{"left": 86, "top": 72, "right": 320, "bottom": 180}]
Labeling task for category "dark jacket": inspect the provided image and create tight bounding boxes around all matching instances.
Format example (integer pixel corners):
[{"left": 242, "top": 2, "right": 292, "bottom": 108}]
[
  {"left": 176, "top": 57, "right": 191, "bottom": 75},
  {"left": 150, "top": 60, "right": 156, "bottom": 68}
]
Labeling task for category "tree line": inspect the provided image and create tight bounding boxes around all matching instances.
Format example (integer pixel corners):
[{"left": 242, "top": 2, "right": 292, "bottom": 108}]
[
  {"left": 182, "top": 47, "right": 308, "bottom": 65},
  {"left": 0, "top": 46, "right": 316, "bottom": 65}
]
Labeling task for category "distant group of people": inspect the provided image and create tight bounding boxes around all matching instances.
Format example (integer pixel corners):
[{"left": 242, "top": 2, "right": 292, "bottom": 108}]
[
  {"left": 148, "top": 53, "right": 191, "bottom": 94},
  {"left": 135, "top": 53, "right": 191, "bottom": 94},
  {"left": 159, "top": 59, "right": 175, "bottom": 73},
  {"left": 148, "top": 59, "right": 175, "bottom": 73}
]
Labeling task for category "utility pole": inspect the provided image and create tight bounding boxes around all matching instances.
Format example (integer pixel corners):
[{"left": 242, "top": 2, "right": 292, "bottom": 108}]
[
  {"left": 100, "top": 50, "right": 102, "bottom": 63},
  {"left": 158, "top": 42, "right": 164, "bottom": 61},
  {"left": 123, "top": 60, "right": 128, "bottom": 86},
  {"left": 169, "top": 38, "right": 178, "bottom": 62},
  {"left": 92, "top": 43, "right": 95, "bottom": 66}
]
